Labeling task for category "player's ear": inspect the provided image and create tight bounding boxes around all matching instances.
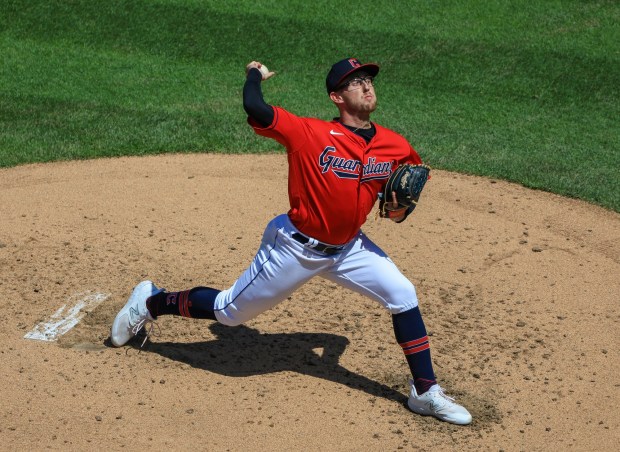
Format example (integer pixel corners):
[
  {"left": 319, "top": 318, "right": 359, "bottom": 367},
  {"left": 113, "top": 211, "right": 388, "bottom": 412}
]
[{"left": 329, "top": 91, "right": 345, "bottom": 104}]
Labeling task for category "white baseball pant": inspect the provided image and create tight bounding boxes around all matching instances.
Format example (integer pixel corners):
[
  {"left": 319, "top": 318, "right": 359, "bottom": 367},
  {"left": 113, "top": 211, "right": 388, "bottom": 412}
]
[{"left": 213, "top": 214, "right": 418, "bottom": 326}]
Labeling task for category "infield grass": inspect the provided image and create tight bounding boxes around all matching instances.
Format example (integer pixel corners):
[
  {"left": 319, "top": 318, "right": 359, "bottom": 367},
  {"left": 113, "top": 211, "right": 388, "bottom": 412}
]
[{"left": 1, "top": 0, "right": 618, "bottom": 211}]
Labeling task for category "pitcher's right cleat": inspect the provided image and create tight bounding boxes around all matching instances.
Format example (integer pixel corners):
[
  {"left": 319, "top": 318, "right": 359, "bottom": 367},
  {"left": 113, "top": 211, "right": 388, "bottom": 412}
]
[
  {"left": 407, "top": 380, "right": 473, "bottom": 425},
  {"left": 110, "top": 280, "right": 162, "bottom": 347}
]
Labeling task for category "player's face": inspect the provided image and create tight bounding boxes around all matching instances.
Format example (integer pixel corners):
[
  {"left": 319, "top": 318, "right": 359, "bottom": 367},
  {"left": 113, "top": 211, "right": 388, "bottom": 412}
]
[{"left": 337, "top": 72, "right": 377, "bottom": 114}]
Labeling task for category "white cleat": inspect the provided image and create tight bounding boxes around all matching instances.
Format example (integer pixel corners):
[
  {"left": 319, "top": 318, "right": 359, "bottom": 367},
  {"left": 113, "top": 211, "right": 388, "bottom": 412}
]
[
  {"left": 110, "top": 280, "right": 162, "bottom": 347},
  {"left": 407, "top": 380, "right": 473, "bottom": 425}
]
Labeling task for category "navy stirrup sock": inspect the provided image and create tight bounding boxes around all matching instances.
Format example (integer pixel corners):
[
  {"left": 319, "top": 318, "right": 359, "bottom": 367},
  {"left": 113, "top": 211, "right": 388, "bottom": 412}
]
[
  {"left": 392, "top": 306, "right": 437, "bottom": 394},
  {"left": 147, "top": 287, "right": 219, "bottom": 320}
]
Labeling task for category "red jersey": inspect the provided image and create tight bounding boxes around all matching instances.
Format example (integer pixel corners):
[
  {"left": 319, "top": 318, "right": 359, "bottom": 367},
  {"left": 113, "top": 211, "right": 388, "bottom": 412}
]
[{"left": 250, "top": 106, "right": 423, "bottom": 245}]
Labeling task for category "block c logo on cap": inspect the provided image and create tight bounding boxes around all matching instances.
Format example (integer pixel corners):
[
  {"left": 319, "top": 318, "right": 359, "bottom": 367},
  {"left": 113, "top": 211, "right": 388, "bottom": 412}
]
[{"left": 348, "top": 58, "right": 361, "bottom": 68}]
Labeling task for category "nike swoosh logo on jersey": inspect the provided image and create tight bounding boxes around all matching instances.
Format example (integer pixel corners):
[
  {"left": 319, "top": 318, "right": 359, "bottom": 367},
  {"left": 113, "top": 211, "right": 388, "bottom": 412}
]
[{"left": 329, "top": 130, "right": 344, "bottom": 136}]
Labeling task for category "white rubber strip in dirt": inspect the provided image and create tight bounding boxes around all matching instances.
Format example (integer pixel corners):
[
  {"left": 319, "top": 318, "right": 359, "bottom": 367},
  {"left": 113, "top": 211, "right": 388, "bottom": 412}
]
[{"left": 24, "top": 291, "right": 110, "bottom": 341}]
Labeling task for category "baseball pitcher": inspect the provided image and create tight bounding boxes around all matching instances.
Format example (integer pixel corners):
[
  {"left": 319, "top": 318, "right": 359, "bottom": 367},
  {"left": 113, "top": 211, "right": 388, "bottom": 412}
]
[{"left": 111, "top": 57, "right": 472, "bottom": 425}]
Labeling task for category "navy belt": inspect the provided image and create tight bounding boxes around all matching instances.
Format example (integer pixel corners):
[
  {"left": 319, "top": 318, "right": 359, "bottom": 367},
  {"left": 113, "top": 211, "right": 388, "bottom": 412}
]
[{"left": 292, "top": 233, "right": 345, "bottom": 255}]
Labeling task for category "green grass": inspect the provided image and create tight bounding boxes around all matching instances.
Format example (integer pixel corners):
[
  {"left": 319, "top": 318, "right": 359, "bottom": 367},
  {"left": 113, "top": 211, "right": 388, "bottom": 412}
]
[{"left": 1, "top": 0, "right": 618, "bottom": 211}]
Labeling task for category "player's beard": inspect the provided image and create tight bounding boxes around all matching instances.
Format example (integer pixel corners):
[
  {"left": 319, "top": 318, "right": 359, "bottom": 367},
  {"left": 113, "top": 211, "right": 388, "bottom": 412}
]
[
  {"left": 361, "top": 97, "right": 377, "bottom": 113},
  {"left": 352, "top": 91, "right": 377, "bottom": 115}
]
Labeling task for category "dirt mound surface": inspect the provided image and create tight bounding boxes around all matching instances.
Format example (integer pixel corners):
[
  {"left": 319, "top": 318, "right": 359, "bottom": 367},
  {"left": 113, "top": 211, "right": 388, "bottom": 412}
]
[{"left": 1, "top": 154, "right": 618, "bottom": 451}]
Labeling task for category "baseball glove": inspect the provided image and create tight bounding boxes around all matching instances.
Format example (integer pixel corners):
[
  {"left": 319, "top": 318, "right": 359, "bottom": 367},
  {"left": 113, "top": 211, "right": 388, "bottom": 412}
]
[{"left": 380, "top": 163, "right": 431, "bottom": 219}]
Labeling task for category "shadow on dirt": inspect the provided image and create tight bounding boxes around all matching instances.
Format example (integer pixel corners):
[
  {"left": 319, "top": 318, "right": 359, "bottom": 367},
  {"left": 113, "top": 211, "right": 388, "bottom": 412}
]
[{"left": 142, "top": 322, "right": 407, "bottom": 405}]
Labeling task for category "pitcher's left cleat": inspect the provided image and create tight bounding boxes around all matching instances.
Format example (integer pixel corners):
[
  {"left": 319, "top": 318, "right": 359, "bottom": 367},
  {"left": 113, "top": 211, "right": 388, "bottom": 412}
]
[
  {"left": 110, "top": 280, "right": 162, "bottom": 347},
  {"left": 407, "top": 380, "right": 472, "bottom": 425}
]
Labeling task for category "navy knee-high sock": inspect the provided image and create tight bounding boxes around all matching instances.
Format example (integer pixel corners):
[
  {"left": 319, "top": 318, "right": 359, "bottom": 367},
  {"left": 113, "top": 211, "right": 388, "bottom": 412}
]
[
  {"left": 392, "top": 306, "right": 437, "bottom": 394},
  {"left": 147, "top": 287, "right": 219, "bottom": 320}
]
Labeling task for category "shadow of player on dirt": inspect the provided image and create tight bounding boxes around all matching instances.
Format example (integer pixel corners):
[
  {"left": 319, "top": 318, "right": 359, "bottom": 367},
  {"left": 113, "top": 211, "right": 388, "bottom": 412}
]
[{"left": 145, "top": 322, "right": 407, "bottom": 405}]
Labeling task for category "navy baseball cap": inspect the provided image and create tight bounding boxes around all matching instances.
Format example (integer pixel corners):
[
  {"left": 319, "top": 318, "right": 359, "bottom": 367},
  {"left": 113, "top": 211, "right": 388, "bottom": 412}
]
[{"left": 326, "top": 58, "right": 380, "bottom": 94}]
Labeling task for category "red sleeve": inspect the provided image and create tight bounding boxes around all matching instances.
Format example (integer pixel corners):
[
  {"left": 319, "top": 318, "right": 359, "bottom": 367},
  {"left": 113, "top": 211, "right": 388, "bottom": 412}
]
[
  {"left": 248, "top": 106, "right": 308, "bottom": 152},
  {"left": 408, "top": 144, "right": 423, "bottom": 165}
]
